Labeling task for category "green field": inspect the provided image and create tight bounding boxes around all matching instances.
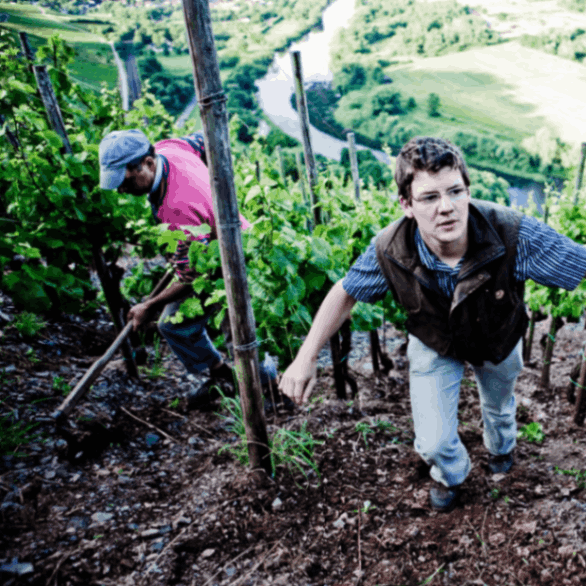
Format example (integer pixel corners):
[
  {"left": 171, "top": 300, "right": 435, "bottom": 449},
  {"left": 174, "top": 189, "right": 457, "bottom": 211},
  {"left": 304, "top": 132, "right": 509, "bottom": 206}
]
[
  {"left": 368, "top": 67, "right": 546, "bottom": 142},
  {"left": 0, "top": 2, "right": 117, "bottom": 89}
]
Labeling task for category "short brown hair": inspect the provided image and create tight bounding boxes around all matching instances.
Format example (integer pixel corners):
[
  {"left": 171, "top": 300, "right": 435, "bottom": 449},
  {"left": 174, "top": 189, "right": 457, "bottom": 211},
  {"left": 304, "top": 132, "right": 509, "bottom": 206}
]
[{"left": 395, "top": 137, "right": 470, "bottom": 203}]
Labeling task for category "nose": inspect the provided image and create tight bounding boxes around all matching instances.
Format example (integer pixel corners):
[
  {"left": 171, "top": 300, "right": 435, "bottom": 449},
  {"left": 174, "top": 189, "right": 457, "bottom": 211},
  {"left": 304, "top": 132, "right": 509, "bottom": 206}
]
[{"left": 439, "top": 194, "right": 455, "bottom": 212}]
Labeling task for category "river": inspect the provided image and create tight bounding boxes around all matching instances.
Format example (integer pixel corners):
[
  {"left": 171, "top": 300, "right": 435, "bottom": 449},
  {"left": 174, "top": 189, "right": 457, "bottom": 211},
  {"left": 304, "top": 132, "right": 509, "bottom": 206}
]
[{"left": 256, "top": 0, "right": 550, "bottom": 209}]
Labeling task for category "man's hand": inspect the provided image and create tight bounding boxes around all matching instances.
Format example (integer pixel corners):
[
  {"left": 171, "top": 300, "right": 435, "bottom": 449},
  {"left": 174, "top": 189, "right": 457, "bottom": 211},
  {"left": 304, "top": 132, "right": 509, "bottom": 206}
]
[
  {"left": 127, "top": 302, "right": 153, "bottom": 331},
  {"left": 279, "top": 356, "right": 318, "bottom": 405}
]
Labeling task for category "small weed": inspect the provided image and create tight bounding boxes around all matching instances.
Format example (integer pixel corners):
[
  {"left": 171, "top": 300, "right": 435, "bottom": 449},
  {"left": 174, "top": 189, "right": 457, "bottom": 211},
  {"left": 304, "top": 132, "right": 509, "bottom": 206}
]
[
  {"left": 93, "top": 534, "right": 103, "bottom": 540},
  {"left": 554, "top": 466, "right": 586, "bottom": 489},
  {"left": 217, "top": 392, "right": 323, "bottom": 482},
  {"left": 504, "top": 496, "right": 511, "bottom": 505},
  {"left": 490, "top": 487, "right": 500, "bottom": 500},
  {"left": 12, "top": 312, "right": 46, "bottom": 338},
  {"left": 169, "top": 397, "right": 180, "bottom": 409},
  {"left": 461, "top": 378, "right": 476, "bottom": 387},
  {"left": 0, "top": 369, "right": 15, "bottom": 386},
  {"left": 374, "top": 419, "right": 398, "bottom": 432},
  {"left": 0, "top": 401, "right": 39, "bottom": 455},
  {"left": 139, "top": 335, "right": 166, "bottom": 380},
  {"left": 356, "top": 500, "right": 376, "bottom": 514},
  {"left": 517, "top": 421, "right": 545, "bottom": 444},
  {"left": 355, "top": 421, "right": 375, "bottom": 448},
  {"left": 25, "top": 348, "right": 40, "bottom": 364},
  {"left": 52, "top": 375, "right": 71, "bottom": 396}
]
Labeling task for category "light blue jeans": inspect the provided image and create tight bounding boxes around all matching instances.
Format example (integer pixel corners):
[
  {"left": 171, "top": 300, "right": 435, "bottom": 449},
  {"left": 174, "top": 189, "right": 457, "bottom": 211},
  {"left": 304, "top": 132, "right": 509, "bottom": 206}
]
[{"left": 407, "top": 334, "right": 523, "bottom": 488}]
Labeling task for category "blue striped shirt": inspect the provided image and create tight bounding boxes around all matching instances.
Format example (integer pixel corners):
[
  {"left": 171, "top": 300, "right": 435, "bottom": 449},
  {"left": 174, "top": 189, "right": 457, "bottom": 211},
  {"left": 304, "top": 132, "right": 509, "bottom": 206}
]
[{"left": 343, "top": 215, "right": 586, "bottom": 303}]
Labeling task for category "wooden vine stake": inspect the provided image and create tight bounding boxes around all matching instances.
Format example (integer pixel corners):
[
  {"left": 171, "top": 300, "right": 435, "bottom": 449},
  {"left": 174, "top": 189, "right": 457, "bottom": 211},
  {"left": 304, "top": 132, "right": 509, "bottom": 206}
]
[
  {"left": 572, "top": 341, "right": 586, "bottom": 425},
  {"left": 574, "top": 142, "right": 586, "bottom": 206},
  {"left": 291, "top": 51, "right": 352, "bottom": 399},
  {"left": 347, "top": 132, "right": 360, "bottom": 202},
  {"left": 276, "top": 145, "right": 287, "bottom": 187},
  {"left": 182, "top": 0, "right": 271, "bottom": 475},
  {"left": 30, "top": 54, "right": 138, "bottom": 380},
  {"left": 291, "top": 51, "right": 321, "bottom": 227}
]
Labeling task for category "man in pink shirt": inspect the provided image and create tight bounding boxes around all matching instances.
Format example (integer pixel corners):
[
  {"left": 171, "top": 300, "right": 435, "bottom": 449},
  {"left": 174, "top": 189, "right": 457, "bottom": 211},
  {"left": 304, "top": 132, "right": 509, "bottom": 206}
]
[{"left": 98, "top": 129, "right": 275, "bottom": 408}]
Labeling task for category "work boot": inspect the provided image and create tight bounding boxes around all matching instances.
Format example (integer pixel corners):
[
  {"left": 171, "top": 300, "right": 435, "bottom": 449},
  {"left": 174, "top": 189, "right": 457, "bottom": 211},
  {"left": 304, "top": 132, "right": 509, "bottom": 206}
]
[
  {"left": 488, "top": 451, "right": 514, "bottom": 474},
  {"left": 186, "top": 362, "right": 235, "bottom": 411},
  {"left": 429, "top": 482, "right": 460, "bottom": 512}
]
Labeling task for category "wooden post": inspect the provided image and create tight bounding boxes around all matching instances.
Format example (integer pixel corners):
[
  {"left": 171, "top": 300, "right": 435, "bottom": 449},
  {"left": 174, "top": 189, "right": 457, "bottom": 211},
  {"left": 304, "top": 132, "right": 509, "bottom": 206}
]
[
  {"left": 524, "top": 311, "right": 536, "bottom": 364},
  {"left": 540, "top": 316, "right": 560, "bottom": 390},
  {"left": 0, "top": 115, "right": 19, "bottom": 150},
  {"left": 126, "top": 53, "right": 141, "bottom": 108},
  {"left": 347, "top": 132, "right": 360, "bottom": 202},
  {"left": 32, "top": 65, "right": 73, "bottom": 155},
  {"left": 573, "top": 342, "right": 586, "bottom": 425},
  {"left": 291, "top": 51, "right": 321, "bottom": 226},
  {"left": 290, "top": 52, "right": 348, "bottom": 397},
  {"left": 182, "top": 0, "right": 271, "bottom": 475},
  {"left": 276, "top": 145, "right": 287, "bottom": 187},
  {"left": 296, "top": 151, "right": 311, "bottom": 232},
  {"left": 32, "top": 63, "right": 138, "bottom": 379},
  {"left": 18, "top": 31, "right": 35, "bottom": 65},
  {"left": 574, "top": 142, "right": 586, "bottom": 206}
]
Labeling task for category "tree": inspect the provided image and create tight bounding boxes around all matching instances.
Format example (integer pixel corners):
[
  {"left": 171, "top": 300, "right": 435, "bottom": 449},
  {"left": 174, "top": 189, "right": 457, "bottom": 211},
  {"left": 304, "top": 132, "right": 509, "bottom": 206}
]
[{"left": 427, "top": 93, "right": 441, "bottom": 117}]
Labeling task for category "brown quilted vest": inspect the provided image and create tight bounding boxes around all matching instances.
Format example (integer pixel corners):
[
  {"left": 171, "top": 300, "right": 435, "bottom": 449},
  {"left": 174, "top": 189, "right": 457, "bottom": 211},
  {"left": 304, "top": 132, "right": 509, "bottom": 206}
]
[{"left": 375, "top": 199, "right": 528, "bottom": 365}]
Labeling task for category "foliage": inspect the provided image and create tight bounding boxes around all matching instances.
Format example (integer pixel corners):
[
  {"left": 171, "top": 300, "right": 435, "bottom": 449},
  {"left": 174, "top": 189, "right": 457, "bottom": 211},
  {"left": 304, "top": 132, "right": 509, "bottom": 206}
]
[
  {"left": 554, "top": 466, "right": 586, "bottom": 489},
  {"left": 52, "top": 375, "right": 71, "bottom": 395},
  {"left": 0, "top": 401, "right": 39, "bottom": 456},
  {"left": 427, "top": 93, "right": 441, "bottom": 118},
  {"left": 0, "top": 30, "right": 170, "bottom": 316},
  {"left": 520, "top": 28, "right": 586, "bottom": 63},
  {"left": 517, "top": 421, "right": 545, "bottom": 444},
  {"left": 330, "top": 0, "right": 498, "bottom": 67},
  {"left": 139, "top": 335, "right": 166, "bottom": 380},
  {"left": 11, "top": 311, "right": 46, "bottom": 338},
  {"left": 218, "top": 392, "right": 324, "bottom": 481}
]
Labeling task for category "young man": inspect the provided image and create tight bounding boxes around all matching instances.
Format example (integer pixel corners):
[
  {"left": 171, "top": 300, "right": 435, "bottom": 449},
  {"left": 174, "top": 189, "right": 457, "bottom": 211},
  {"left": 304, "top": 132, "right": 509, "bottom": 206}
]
[
  {"left": 279, "top": 136, "right": 586, "bottom": 511},
  {"left": 98, "top": 129, "right": 275, "bottom": 408}
]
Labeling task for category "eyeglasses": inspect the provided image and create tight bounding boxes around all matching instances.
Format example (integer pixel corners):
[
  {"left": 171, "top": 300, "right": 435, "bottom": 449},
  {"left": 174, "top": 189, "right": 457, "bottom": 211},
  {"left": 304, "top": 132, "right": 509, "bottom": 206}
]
[{"left": 412, "top": 186, "right": 469, "bottom": 207}]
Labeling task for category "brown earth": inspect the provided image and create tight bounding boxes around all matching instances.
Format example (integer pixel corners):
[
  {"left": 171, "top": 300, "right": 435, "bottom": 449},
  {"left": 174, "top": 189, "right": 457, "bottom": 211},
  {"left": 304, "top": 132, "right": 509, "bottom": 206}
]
[{"left": 1, "top": 299, "right": 586, "bottom": 586}]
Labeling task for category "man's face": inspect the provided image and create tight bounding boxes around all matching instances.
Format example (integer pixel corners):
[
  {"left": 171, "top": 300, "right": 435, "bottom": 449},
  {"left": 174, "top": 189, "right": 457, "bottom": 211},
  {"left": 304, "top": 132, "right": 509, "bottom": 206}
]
[
  {"left": 117, "top": 156, "right": 156, "bottom": 196},
  {"left": 400, "top": 166, "right": 470, "bottom": 252}
]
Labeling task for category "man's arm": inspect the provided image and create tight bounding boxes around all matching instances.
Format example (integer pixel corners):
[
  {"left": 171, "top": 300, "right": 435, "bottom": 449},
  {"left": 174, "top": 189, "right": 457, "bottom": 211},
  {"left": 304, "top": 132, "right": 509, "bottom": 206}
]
[
  {"left": 127, "top": 281, "right": 192, "bottom": 330},
  {"left": 279, "top": 280, "right": 357, "bottom": 405}
]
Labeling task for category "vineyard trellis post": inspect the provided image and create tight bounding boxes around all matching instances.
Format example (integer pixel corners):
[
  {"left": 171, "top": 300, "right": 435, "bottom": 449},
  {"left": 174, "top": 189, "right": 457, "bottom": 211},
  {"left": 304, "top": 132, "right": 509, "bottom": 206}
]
[
  {"left": 181, "top": 0, "right": 271, "bottom": 475},
  {"left": 574, "top": 142, "right": 586, "bottom": 206},
  {"left": 28, "top": 56, "right": 139, "bottom": 379},
  {"left": 347, "top": 132, "right": 360, "bottom": 202},
  {"left": 291, "top": 51, "right": 321, "bottom": 227},
  {"left": 291, "top": 50, "right": 351, "bottom": 399},
  {"left": 32, "top": 65, "right": 73, "bottom": 155},
  {"left": 572, "top": 341, "right": 586, "bottom": 425},
  {"left": 18, "top": 31, "right": 35, "bottom": 68},
  {"left": 295, "top": 151, "right": 311, "bottom": 232},
  {"left": 276, "top": 145, "right": 287, "bottom": 187}
]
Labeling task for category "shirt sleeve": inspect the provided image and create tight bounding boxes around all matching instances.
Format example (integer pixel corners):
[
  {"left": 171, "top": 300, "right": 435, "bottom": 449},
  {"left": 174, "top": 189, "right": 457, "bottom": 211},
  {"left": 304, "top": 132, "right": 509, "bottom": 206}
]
[
  {"left": 170, "top": 239, "right": 197, "bottom": 284},
  {"left": 342, "top": 240, "right": 389, "bottom": 303},
  {"left": 515, "top": 215, "right": 586, "bottom": 290}
]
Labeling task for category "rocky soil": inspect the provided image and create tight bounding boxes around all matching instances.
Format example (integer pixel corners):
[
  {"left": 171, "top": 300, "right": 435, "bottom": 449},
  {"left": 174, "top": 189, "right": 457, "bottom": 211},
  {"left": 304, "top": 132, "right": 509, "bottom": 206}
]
[{"left": 1, "top": 293, "right": 586, "bottom": 586}]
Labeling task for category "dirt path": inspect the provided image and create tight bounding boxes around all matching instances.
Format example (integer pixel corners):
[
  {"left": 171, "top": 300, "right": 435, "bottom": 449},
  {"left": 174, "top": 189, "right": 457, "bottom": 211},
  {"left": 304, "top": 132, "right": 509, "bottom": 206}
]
[{"left": 1, "top": 287, "right": 586, "bottom": 584}]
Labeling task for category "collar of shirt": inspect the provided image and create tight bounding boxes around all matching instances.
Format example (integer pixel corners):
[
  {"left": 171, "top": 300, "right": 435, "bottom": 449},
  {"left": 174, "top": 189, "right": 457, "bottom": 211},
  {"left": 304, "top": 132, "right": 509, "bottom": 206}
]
[
  {"left": 149, "top": 154, "right": 163, "bottom": 197},
  {"left": 148, "top": 155, "right": 169, "bottom": 222},
  {"left": 414, "top": 227, "right": 464, "bottom": 274}
]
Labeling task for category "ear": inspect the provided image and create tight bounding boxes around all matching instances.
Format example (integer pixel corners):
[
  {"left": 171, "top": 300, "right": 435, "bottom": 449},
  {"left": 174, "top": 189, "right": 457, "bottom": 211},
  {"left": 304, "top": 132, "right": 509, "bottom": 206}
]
[
  {"left": 144, "top": 156, "right": 156, "bottom": 172},
  {"left": 399, "top": 197, "right": 414, "bottom": 219}
]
